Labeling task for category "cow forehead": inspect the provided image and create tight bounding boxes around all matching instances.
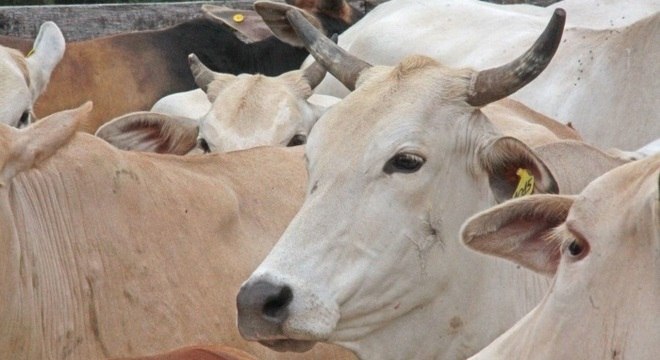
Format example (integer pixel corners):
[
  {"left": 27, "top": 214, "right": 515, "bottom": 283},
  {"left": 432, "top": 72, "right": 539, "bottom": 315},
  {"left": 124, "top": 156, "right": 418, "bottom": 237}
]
[
  {"left": 210, "top": 76, "right": 303, "bottom": 130},
  {"left": 568, "top": 156, "right": 660, "bottom": 243},
  {"left": 307, "top": 56, "right": 473, "bottom": 166}
]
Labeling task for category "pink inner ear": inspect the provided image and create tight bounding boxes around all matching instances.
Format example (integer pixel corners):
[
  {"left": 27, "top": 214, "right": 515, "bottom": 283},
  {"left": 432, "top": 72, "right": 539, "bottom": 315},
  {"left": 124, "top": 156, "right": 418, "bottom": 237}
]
[{"left": 467, "top": 218, "right": 562, "bottom": 275}]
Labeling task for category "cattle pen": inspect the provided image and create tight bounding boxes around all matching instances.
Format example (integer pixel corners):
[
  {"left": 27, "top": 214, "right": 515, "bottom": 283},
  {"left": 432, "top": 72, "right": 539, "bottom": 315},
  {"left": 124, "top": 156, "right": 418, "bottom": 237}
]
[{"left": 0, "top": 0, "right": 557, "bottom": 40}]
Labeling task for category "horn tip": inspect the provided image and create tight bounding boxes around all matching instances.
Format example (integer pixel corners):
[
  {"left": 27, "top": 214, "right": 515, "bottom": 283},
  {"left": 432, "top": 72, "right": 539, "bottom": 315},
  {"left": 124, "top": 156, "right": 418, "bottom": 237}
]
[
  {"left": 553, "top": 8, "right": 566, "bottom": 19},
  {"left": 188, "top": 53, "right": 199, "bottom": 66}
]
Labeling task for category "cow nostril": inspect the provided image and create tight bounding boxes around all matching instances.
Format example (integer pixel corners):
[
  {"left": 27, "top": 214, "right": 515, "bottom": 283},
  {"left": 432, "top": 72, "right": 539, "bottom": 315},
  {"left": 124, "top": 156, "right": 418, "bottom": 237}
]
[{"left": 262, "top": 285, "right": 293, "bottom": 321}]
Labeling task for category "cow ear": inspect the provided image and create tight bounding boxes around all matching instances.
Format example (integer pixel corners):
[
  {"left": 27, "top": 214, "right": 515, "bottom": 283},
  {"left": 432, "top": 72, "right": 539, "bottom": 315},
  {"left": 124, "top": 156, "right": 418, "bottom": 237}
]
[
  {"left": 25, "top": 21, "right": 65, "bottom": 101},
  {"left": 480, "top": 136, "right": 558, "bottom": 204},
  {"left": 1, "top": 102, "right": 90, "bottom": 185},
  {"left": 95, "top": 112, "right": 199, "bottom": 155},
  {"left": 461, "top": 194, "right": 574, "bottom": 275},
  {"left": 533, "top": 140, "right": 628, "bottom": 195},
  {"left": 255, "top": 1, "right": 323, "bottom": 47},
  {"left": 202, "top": 4, "right": 274, "bottom": 43}
]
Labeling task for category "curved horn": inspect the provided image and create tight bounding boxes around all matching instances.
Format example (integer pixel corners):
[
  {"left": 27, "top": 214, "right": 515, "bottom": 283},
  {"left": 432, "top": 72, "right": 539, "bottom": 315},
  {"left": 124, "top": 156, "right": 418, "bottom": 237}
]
[
  {"left": 188, "top": 53, "right": 216, "bottom": 92},
  {"left": 301, "top": 34, "right": 337, "bottom": 89},
  {"left": 286, "top": 9, "right": 371, "bottom": 91},
  {"left": 467, "top": 9, "right": 566, "bottom": 107}
]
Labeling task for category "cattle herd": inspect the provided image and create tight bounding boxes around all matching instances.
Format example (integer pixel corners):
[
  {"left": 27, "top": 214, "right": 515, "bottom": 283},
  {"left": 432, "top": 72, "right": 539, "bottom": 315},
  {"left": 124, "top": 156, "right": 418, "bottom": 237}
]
[{"left": 0, "top": 0, "right": 657, "bottom": 359}]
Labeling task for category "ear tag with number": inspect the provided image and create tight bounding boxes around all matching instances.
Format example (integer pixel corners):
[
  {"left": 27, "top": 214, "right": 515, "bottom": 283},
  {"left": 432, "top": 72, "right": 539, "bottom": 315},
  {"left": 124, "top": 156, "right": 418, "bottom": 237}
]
[
  {"left": 512, "top": 168, "right": 535, "bottom": 198},
  {"left": 27, "top": 48, "right": 35, "bottom": 57}
]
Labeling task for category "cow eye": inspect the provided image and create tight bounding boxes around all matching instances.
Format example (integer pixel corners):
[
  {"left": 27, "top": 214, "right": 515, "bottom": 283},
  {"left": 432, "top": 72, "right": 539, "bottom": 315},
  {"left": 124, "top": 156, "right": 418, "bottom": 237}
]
[
  {"left": 287, "top": 134, "right": 307, "bottom": 147},
  {"left": 18, "top": 111, "right": 31, "bottom": 128},
  {"left": 568, "top": 240, "right": 583, "bottom": 256},
  {"left": 384, "top": 152, "right": 425, "bottom": 174},
  {"left": 565, "top": 236, "right": 589, "bottom": 258},
  {"left": 198, "top": 138, "right": 211, "bottom": 153}
]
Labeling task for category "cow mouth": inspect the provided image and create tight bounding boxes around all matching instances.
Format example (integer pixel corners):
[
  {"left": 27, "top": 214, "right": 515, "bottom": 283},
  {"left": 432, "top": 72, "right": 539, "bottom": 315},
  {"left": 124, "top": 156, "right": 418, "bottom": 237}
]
[{"left": 258, "top": 339, "right": 317, "bottom": 352}]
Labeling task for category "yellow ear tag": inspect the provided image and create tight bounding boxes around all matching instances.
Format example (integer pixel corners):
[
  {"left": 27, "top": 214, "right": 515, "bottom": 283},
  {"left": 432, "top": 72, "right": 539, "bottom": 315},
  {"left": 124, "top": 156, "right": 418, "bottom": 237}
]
[
  {"left": 512, "top": 168, "right": 535, "bottom": 198},
  {"left": 26, "top": 48, "right": 35, "bottom": 57},
  {"left": 233, "top": 13, "right": 245, "bottom": 23}
]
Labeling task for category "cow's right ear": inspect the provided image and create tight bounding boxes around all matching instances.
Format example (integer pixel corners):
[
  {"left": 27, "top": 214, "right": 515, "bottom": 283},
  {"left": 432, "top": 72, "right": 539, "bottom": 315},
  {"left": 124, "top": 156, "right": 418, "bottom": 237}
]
[
  {"left": 460, "top": 194, "right": 574, "bottom": 275},
  {"left": 255, "top": 1, "right": 323, "bottom": 47},
  {"left": 95, "top": 112, "right": 199, "bottom": 155},
  {"left": 480, "top": 136, "right": 558, "bottom": 203},
  {"left": 26, "top": 21, "right": 65, "bottom": 101},
  {"left": 202, "top": 4, "right": 274, "bottom": 43}
]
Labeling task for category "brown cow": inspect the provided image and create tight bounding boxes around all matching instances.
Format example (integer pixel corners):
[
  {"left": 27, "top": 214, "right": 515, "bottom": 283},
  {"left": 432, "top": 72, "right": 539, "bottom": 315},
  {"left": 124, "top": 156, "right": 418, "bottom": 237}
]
[{"left": 0, "top": 0, "right": 362, "bottom": 133}]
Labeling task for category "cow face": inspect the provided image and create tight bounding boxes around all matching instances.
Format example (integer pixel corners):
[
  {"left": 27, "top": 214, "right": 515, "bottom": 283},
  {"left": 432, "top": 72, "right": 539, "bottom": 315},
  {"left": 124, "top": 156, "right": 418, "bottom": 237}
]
[
  {"left": 195, "top": 63, "right": 328, "bottom": 152},
  {"left": 462, "top": 155, "right": 660, "bottom": 359},
  {"left": 96, "top": 56, "right": 331, "bottom": 154},
  {"left": 0, "top": 22, "right": 64, "bottom": 128},
  {"left": 237, "top": 8, "right": 565, "bottom": 359}
]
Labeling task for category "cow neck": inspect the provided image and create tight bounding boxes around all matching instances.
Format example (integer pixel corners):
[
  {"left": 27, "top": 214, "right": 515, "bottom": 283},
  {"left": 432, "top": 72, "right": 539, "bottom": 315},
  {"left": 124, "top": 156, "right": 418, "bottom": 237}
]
[
  {"left": 0, "top": 186, "right": 32, "bottom": 355},
  {"left": 4, "top": 165, "right": 102, "bottom": 359}
]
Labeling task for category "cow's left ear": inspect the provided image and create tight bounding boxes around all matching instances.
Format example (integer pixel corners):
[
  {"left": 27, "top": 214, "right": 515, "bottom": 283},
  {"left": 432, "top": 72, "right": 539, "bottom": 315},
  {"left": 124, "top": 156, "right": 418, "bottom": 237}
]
[
  {"left": 26, "top": 22, "right": 65, "bottom": 101},
  {"left": 202, "top": 5, "right": 274, "bottom": 43},
  {"left": 95, "top": 112, "right": 199, "bottom": 155},
  {"left": 255, "top": 1, "right": 323, "bottom": 47},
  {"left": 480, "top": 136, "right": 558, "bottom": 204},
  {"left": 461, "top": 194, "right": 574, "bottom": 275}
]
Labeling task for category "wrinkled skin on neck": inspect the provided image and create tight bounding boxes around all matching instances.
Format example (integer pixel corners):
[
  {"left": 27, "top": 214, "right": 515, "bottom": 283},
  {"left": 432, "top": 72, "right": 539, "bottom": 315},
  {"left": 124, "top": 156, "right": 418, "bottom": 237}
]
[{"left": 242, "top": 59, "right": 549, "bottom": 359}]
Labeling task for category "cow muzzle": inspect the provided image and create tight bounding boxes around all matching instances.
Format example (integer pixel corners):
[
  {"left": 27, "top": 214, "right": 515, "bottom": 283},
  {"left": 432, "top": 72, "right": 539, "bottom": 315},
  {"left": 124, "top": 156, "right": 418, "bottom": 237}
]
[{"left": 237, "top": 276, "right": 340, "bottom": 352}]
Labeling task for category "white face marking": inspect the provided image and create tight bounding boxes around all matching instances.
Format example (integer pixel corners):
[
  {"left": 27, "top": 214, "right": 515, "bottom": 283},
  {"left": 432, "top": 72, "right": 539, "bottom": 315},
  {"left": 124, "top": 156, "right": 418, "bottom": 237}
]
[{"left": 196, "top": 73, "right": 321, "bottom": 152}]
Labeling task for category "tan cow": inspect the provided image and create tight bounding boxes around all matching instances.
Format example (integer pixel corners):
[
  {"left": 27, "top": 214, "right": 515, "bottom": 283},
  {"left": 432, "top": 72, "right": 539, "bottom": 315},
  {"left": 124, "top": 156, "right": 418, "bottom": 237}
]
[
  {"left": 462, "top": 155, "right": 660, "bottom": 360},
  {"left": 95, "top": 54, "right": 332, "bottom": 154},
  {"left": 0, "top": 22, "right": 64, "bottom": 127},
  {"left": 236, "top": 8, "right": 632, "bottom": 359},
  {"left": 114, "top": 345, "right": 257, "bottom": 360},
  {"left": 0, "top": 104, "right": 354, "bottom": 359}
]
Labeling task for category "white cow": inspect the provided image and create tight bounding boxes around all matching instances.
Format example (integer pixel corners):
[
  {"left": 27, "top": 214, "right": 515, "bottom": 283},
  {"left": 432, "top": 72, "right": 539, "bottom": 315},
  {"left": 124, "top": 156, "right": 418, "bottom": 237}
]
[
  {"left": 0, "top": 22, "right": 64, "bottom": 127},
  {"left": 236, "top": 9, "right": 631, "bottom": 359},
  {"left": 96, "top": 55, "right": 334, "bottom": 154},
  {"left": 301, "top": 0, "right": 659, "bottom": 150},
  {"left": 462, "top": 154, "right": 660, "bottom": 360}
]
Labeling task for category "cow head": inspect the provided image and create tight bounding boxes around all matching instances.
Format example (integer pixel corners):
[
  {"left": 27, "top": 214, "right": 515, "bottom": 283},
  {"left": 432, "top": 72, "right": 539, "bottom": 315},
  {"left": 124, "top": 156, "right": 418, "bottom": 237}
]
[
  {"left": 462, "top": 155, "right": 660, "bottom": 359},
  {"left": 237, "top": 8, "right": 565, "bottom": 359},
  {"left": 256, "top": 0, "right": 363, "bottom": 47},
  {"left": 0, "top": 22, "right": 65, "bottom": 128},
  {"left": 95, "top": 54, "right": 331, "bottom": 154}
]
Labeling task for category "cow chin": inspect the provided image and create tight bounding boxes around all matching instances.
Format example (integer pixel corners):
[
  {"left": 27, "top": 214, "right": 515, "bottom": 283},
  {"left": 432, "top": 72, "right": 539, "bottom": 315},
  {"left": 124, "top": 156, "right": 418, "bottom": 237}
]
[{"left": 259, "top": 339, "right": 317, "bottom": 353}]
